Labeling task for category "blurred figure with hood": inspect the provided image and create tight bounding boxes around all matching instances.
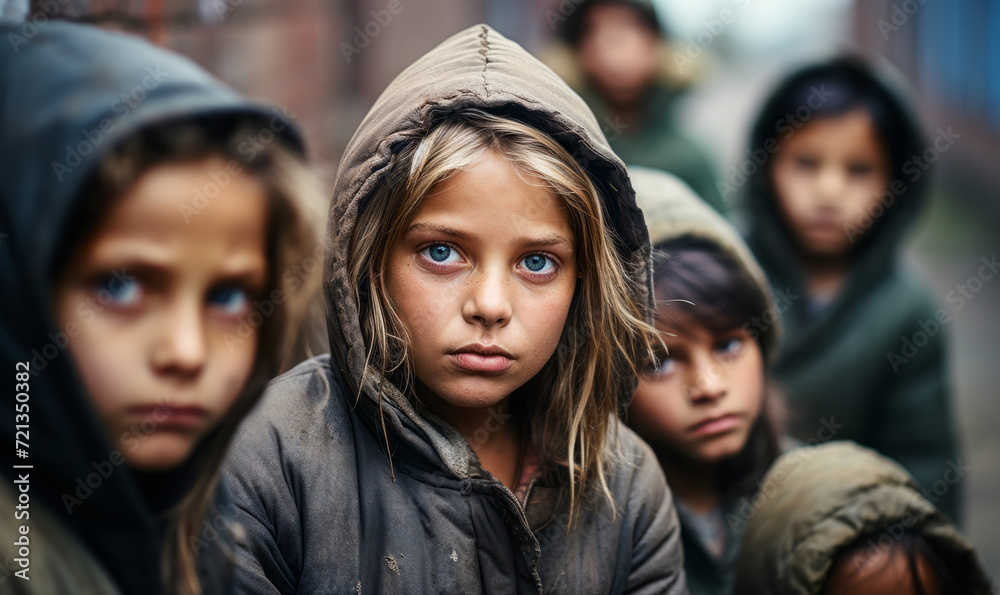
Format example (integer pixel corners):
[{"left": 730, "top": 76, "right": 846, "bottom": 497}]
[
  {"left": 734, "top": 441, "right": 992, "bottom": 595},
  {"left": 742, "top": 56, "right": 962, "bottom": 522},
  {"left": 0, "top": 21, "right": 322, "bottom": 594},
  {"left": 550, "top": 0, "right": 726, "bottom": 212}
]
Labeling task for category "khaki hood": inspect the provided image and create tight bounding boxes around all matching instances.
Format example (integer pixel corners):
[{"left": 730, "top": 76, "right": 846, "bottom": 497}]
[
  {"left": 734, "top": 441, "right": 992, "bottom": 594},
  {"left": 324, "top": 24, "right": 653, "bottom": 475},
  {"left": 629, "top": 165, "right": 779, "bottom": 361}
]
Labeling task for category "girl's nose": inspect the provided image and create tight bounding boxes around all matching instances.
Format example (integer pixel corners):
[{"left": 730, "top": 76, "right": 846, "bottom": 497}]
[
  {"left": 151, "top": 297, "right": 207, "bottom": 379},
  {"left": 687, "top": 352, "right": 727, "bottom": 403},
  {"left": 462, "top": 266, "right": 513, "bottom": 328}
]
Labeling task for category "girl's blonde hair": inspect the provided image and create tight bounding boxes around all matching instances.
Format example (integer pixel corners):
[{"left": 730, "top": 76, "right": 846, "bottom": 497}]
[
  {"left": 65, "top": 118, "right": 325, "bottom": 595},
  {"left": 349, "top": 109, "right": 658, "bottom": 521}
]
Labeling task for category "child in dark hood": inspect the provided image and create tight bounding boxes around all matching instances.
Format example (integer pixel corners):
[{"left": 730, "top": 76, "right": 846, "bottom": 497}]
[
  {"left": 0, "top": 22, "right": 321, "bottom": 594},
  {"left": 627, "top": 166, "right": 784, "bottom": 595},
  {"left": 743, "top": 56, "right": 961, "bottom": 520},
  {"left": 223, "top": 24, "right": 686, "bottom": 594},
  {"left": 733, "top": 441, "right": 992, "bottom": 595}
]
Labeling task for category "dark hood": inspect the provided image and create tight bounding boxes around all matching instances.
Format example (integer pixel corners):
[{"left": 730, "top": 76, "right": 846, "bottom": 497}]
[
  {"left": 0, "top": 21, "right": 302, "bottom": 593},
  {"left": 744, "top": 55, "right": 929, "bottom": 334},
  {"left": 324, "top": 24, "right": 653, "bottom": 480},
  {"left": 734, "top": 441, "right": 992, "bottom": 594}
]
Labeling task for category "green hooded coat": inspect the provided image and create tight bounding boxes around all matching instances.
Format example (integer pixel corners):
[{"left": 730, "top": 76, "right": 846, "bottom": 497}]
[{"left": 743, "top": 58, "right": 962, "bottom": 522}]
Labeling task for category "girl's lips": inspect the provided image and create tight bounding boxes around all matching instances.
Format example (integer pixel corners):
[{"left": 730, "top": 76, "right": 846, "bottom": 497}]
[
  {"left": 126, "top": 404, "right": 209, "bottom": 429},
  {"left": 688, "top": 414, "right": 742, "bottom": 438},
  {"left": 809, "top": 220, "right": 841, "bottom": 231},
  {"left": 448, "top": 352, "right": 514, "bottom": 374}
]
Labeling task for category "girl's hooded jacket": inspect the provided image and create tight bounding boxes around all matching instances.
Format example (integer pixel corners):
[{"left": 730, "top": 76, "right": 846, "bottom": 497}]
[
  {"left": 744, "top": 59, "right": 961, "bottom": 521},
  {"left": 0, "top": 22, "right": 302, "bottom": 594},
  {"left": 223, "top": 24, "right": 686, "bottom": 594},
  {"left": 629, "top": 166, "right": 779, "bottom": 595},
  {"left": 733, "top": 441, "right": 992, "bottom": 594}
]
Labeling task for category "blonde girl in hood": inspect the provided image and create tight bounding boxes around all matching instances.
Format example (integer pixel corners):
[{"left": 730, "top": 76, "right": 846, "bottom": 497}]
[{"left": 223, "top": 24, "right": 686, "bottom": 594}]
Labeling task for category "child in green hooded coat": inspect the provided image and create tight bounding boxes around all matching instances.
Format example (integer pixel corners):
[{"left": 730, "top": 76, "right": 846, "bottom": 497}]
[
  {"left": 627, "top": 166, "right": 785, "bottom": 595},
  {"left": 743, "top": 56, "right": 962, "bottom": 521}
]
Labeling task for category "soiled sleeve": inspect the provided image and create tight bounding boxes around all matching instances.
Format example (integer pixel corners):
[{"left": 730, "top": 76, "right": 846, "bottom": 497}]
[
  {"left": 222, "top": 392, "right": 304, "bottom": 595},
  {"left": 622, "top": 434, "right": 688, "bottom": 595}
]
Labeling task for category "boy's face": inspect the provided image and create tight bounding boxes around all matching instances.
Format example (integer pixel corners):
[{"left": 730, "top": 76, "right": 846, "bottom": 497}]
[
  {"left": 53, "top": 157, "right": 267, "bottom": 471},
  {"left": 576, "top": 3, "right": 660, "bottom": 107},
  {"left": 385, "top": 152, "right": 577, "bottom": 413},
  {"left": 771, "top": 109, "right": 890, "bottom": 258},
  {"left": 629, "top": 315, "right": 764, "bottom": 464}
]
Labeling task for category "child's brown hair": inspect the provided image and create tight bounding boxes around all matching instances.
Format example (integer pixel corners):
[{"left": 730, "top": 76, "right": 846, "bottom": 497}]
[{"left": 650, "top": 236, "right": 784, "bottom": 497}]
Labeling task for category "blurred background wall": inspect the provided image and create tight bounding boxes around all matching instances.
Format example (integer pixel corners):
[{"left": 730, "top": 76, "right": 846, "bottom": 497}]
[{"left": 25, "top": 0, "right": 999, "bottom": 579}]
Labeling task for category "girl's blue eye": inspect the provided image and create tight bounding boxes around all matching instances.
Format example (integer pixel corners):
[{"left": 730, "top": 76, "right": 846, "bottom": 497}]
[
  {"left": 652, "top": 357, "right": 676, "bottom": 377},
  {"left": 208, "top": 285, "right": 249, "bottom": 314},
  {"left": 716, "top": 338, "right": 743, "bottom": 357},
  {"left": 96, "top": 275, "right": 141, "bottom": 306},
  {"left": 521, "top": 254, "right": 554, "bottom": 274},
  {"left": 422, "top": 244, "right": 460, "bottom": 264}
]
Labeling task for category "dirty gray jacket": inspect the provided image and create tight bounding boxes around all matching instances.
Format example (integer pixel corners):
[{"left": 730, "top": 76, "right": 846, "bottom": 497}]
[{"left": 223, "top": 24, "right": 686, "bottom": 594}]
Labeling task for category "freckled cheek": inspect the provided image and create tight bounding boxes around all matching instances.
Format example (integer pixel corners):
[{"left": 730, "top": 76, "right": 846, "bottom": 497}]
[
  {"left": 398, "top": 283, "right": 462, "bottom": 339},
  {"left": 517, "top": 291, "right": 573, "bottom": 358},
  {"left": 387, "top": 259, "right": 442, "bottom": 323}
]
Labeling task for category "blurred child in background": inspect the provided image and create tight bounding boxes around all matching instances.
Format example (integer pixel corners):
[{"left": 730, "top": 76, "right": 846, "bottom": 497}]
[
  {"left": 734, "top": 441, "right": 992, "bottom": 595},
  {"left": 626, "top": 166, "right": 784, "bottom": 594},
  {"left": 742, "top": 56, "right": 961, "bottom": 521},
  {"left": 553, "top": 0, "right": 725, "bottom": 211},
  {"left": 0, "top": 22, "right": 321, "bottom": 594}
]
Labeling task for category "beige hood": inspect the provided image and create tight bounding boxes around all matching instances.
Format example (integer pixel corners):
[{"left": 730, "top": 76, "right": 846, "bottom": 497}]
[
  {"left": 629, "top": 165, "right": 779, "bottom": 360},
  {"left": 323, "top": 24, "right": 654, "bottom": 474}
]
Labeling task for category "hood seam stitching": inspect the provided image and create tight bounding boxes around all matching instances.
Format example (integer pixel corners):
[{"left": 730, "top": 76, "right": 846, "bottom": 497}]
[{"left": 478, "top": 25, "right": 491, "bottom": 97}]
